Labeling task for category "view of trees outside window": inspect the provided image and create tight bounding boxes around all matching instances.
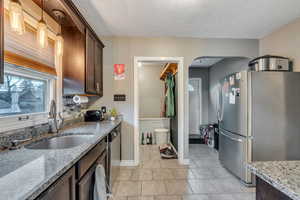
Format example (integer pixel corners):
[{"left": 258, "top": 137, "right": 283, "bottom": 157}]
[{"left": 0, "top": 72, "right": 46, "bottom": 116}]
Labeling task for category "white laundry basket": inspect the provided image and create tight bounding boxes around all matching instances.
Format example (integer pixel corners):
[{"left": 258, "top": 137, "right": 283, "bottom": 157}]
[{"left": 154, "top": 128, "right": 169, "bottom": 145}]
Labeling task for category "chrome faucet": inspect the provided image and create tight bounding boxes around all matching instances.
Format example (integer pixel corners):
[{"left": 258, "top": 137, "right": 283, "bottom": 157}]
[{"left": 49, "top": 100, "right": 64, "bottom": 133}]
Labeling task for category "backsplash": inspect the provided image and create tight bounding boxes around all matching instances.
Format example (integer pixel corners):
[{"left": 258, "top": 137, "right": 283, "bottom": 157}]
[
  {"left": 0, "top": 123, "right": 50, "bottom": 150},
  {"left": 0, "top": 98, "right": 86, "bottom": 150},
  {"left": 0, "top": 95, "right": 103, "bottom": 150}
]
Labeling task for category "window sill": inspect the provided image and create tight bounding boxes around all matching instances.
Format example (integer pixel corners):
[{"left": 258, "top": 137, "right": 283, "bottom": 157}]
[{"left": 0, "top": 112, "right": 49, "bottom": 133}]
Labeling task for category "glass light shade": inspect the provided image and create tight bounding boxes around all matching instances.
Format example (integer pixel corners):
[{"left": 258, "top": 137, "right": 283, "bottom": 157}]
[
  {"left": 9, "top": 0, "right": 25, "bottom": 35},
  {"left": 55, "top": 34, "right": 64, "bottom": 56},
  {"left": 37, "top": 20, "right": 48, "bottom": 48}
]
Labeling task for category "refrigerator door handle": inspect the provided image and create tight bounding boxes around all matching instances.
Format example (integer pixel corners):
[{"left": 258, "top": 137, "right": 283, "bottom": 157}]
[{"left": 219, "top": 131, "right": 243, "bottom": 143}]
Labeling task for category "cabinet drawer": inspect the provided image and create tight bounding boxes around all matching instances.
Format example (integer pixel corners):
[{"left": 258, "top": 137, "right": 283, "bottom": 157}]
[{"left": 77, "top": 139, "right": 106, "bottom": 179}]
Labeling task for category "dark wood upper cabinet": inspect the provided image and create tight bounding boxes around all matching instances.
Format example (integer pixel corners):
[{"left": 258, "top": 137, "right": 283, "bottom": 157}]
[
  {"left": 94, "top": 41, "right": 103, "bottom": 97},
  {"left": 85, "top": 30, "right": 96, "bottom": 94},
  {"left": 44, "top": 0, "right": 104, "bottom": 96},
  {"left": 85, "top": 29, "right": 104, "bottom": 96},
  {"left": 0, "top": 0, "right": 4, "bottom": 84}
]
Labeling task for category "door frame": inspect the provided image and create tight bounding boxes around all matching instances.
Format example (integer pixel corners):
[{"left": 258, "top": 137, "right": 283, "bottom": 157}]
[
  {"left": 133, "top": 56, "right": 186, "bottom": 165},
  {"left": 189, "top": 78, "right": 202, "bottom": 134}
]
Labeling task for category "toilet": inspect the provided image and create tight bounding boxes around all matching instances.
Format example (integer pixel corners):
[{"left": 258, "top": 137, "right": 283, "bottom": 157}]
[{"left": 154, "top": 128, "right": 169, "bottom": 145}]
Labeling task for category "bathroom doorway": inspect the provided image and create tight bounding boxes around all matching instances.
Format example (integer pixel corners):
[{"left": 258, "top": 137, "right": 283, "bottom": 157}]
[{"left": 133, "top": 57, "right": 185, "bottom": 165}]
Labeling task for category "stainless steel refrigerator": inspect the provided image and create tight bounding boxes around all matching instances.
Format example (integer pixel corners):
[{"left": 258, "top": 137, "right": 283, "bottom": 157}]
[{"left": 218, "top": 71, "right": 300, "bottom": 184}]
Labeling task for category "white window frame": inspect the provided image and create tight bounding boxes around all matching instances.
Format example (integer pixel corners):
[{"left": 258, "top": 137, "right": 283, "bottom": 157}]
[{"left": 0, "top": 63, "right": 56, "bottom": 132}]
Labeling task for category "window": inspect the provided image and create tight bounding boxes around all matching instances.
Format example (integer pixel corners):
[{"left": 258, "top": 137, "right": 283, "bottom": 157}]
[
  {"left": 0, "top": 73, "right": 47, "bottom": 116},
  {"left": 0, "top": 62, "right": 55, "bottom": 132}
]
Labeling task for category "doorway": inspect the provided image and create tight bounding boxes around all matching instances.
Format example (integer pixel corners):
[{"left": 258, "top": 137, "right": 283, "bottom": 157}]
[
  {"left": 189, "top": 78, "right": 202, "bottom": 142},
  {"left": 133, "top": 57, "right": 185, "bottom": 165}
]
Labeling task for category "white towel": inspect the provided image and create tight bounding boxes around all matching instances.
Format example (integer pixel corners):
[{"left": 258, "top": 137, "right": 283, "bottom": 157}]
[{"left": 94, "top": 164, "right": 107, "bottom": 200}]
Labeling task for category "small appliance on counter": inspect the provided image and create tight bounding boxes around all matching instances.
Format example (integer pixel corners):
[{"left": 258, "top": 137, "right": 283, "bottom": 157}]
[
  {"left": 84, "top": 110, "right": 104, "bottom": 122},
  {"left": 248, "top": 55, "right": 290, "bottom": 71}
]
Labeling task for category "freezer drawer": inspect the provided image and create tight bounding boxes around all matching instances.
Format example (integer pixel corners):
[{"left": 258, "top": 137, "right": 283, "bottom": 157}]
[{"left": 219, "top": 129, "right": 252, "bottom": 184}]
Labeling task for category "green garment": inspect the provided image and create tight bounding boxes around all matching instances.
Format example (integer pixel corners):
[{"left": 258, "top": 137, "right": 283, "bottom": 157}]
[{"left": 165, "top": 74, "right": 175, "bottom": 117}]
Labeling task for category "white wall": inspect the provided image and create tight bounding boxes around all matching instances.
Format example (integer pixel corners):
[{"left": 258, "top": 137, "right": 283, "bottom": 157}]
[
  {"left": 92, "top": 36, "right": 259, "bottom": 161},
  {"left": 138, "top": 63, "right": 165, "bottom": 118},
  {"left": 260, "top": 17, "right": 300, "bottom": 71}
]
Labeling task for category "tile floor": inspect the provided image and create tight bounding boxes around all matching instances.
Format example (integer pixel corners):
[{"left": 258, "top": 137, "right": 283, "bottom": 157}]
[{"left": 111, "top": 144, "right": 255, "bottom": 200}]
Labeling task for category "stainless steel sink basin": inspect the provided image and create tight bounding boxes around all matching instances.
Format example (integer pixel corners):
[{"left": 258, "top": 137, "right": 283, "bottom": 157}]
[{"left": 26, "top": 135, "right": 94, "bottom": 149}]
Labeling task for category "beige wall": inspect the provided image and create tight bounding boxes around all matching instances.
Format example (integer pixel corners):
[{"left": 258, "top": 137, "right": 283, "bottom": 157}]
[
  {"left": 138, "top": 63, "right": 165, "bottom": 118},
  {"left": 93, "top": 36, "right": 259, "bottom": 161},
  {"left": 260, "top": 18, "right": 300, "bottom": 71}
]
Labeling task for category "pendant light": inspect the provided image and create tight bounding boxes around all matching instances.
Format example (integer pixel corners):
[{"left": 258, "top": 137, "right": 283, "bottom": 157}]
[
  {"left": 37, "top": 0, "right": 48, "bottom": 48},
  {"left": 52, "top": 9, "right": 65, "bottom": 57},
  {"left": 55, "top": 34, "right": 64, "bottom": 56},
  {"left": 9, "top": 0, "right": 25, "bottom": 35}
]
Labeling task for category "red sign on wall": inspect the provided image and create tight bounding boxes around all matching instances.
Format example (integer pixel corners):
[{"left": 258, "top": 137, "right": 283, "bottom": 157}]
[{"left": 114, "top": 64, "right": 125, "bottom": 80}]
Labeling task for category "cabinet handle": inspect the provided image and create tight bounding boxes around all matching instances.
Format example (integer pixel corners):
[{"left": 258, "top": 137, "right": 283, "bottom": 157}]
[{"left": 96, "top": 82, "right": 100, "bottom": 93}]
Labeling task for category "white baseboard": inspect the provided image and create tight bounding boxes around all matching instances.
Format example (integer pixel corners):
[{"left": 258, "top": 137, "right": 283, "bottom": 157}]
[{"left": 120, "top": 160, "right": 139, "bottom": 167}]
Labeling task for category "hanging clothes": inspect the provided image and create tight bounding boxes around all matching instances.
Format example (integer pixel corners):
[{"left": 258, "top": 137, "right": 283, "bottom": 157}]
[{"left": 165, "top": 73, "right": 175, "bottom": 117}]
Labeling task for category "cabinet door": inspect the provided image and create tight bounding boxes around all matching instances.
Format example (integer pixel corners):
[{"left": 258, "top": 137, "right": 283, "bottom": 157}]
[
  {"left": 0, "top": 0, "right": 4, "bottom": 84},
  {"left": 77, "top": 152, "right": 108, "bottom": 200},
  {"left": 94, "top": 42, "right": 103, "bottom": 96},
  {"left": 85, "top": 30, "right": 96, "bottom": 94},
  {"left": 37, "top": 167, "right": 76, "bottom": 200}
]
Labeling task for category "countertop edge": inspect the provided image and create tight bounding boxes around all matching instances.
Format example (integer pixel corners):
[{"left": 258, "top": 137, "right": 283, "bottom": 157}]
[
  {"left": 248, "top": 163, "right": 300, "bottom": 200},
  {"left": 0, "top": 120, "right": 122, "bottom": 200}
]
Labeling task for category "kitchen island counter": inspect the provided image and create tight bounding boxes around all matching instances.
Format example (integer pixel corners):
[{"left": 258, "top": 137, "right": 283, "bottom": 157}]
[{"left": 248, "top": 161, "right": 300, "bottom": 200}]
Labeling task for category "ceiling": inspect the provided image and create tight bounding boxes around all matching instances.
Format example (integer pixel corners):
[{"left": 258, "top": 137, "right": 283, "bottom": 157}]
[
  {"left": 190, "top": 57, "right": 224, "bottom": 68},
  {"left": 71, "top": 0, "right": 300, "bottom": 38}
]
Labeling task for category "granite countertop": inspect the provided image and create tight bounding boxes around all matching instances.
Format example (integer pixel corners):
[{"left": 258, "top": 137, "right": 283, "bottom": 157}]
[
  {"left": 248, "top": 161, "right": 300, "bottom": 200},
  {"left": 0, "top": 119, "right": 121, "bottom": 200}
]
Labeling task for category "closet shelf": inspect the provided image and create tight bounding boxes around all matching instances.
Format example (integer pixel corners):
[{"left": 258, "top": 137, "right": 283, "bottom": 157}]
[{"left": 160, "top": 63, "right": 178, "bottom": 80}]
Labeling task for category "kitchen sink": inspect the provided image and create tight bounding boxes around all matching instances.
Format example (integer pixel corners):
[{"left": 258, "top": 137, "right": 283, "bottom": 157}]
[{"left": 26, "top": 135, "right": 95, "bottom": 150}]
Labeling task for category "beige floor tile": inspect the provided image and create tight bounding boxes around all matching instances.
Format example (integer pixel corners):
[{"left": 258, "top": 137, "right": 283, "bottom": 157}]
[
  {"left": 152, "top": 169, "right": 174, "bottom": 180},
  {"left": 116, "top": 181, "right": 142, "bottom": 196},
  {"left": 117, "top": 169, "right": 134, "bottom": 181},
  {"left": 208, "top": 194, "right": 235, "bottom": 200},
  {"left": 112, "top": 181, "right": 120, "bottom": 194},
  {"left": 212, "top": 167, "right": 234, "bottom": 179},
  {"left": 160, "top": 160, "right": 185, "bottom": 169},
  {"left": 114, "top": 145, "right": 255, "bottom": 200},
  {"left": 155, "top": 195, "right": 182, "bottom": 200},
  {"left": 188, "top": 180, "right": 217, "bottom": 194},
  {"left": 165, "top": 180, "right": 193, "bottom": 195},
  {"left": 182, "top": 194, "right": 210, "bottom": 200},
  {"left": 110, "top": 196, "right": 127, "bottom": 200},
  {"left": 142, "top": 160, "right": 161, "bottom": 169},
  {"left": 191, "top": 168, "right": 215, "bottom": 179},
  {"left": 211, "top": 178, "right": 245, "bottom": 193},
  {"left": 141, "top": 181, "right": 167, "bottom": 196},
  {"left": 231, "top": 192, "right": 255, "bottom": 200},
  {"left": 194, "top": 159, "right": 222, "bottom": 168},
  {"left": 131, "top": 169, "right": 153, "bottom": 181},
  {"left": 172, "top": 168, "right": 196, "bottom": 180},
  {"left": 188, "top": 160, "right": 199, "bottom": 169},
  {"left": 128, "top": 196, "right": 154, "bottom": 200}
]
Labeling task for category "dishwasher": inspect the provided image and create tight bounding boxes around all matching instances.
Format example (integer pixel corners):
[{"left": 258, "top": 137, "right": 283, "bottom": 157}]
[{"left": 108, "top": 124, "right": 121, "bottom": 191}]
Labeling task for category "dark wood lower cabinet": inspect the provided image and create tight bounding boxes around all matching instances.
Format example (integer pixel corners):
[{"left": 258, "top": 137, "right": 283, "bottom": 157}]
[
  {"left": 36, "top": 136, "right": 109, "bottom": 200},
  {"left": 77, "top": 151, "right": 108, "bottom": 200},
  {"left": 37, "top": 167, "right": 76, "bottom": 200},
  {"left": 256, "top": 177, "right": 292, "bottom": 200}
]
